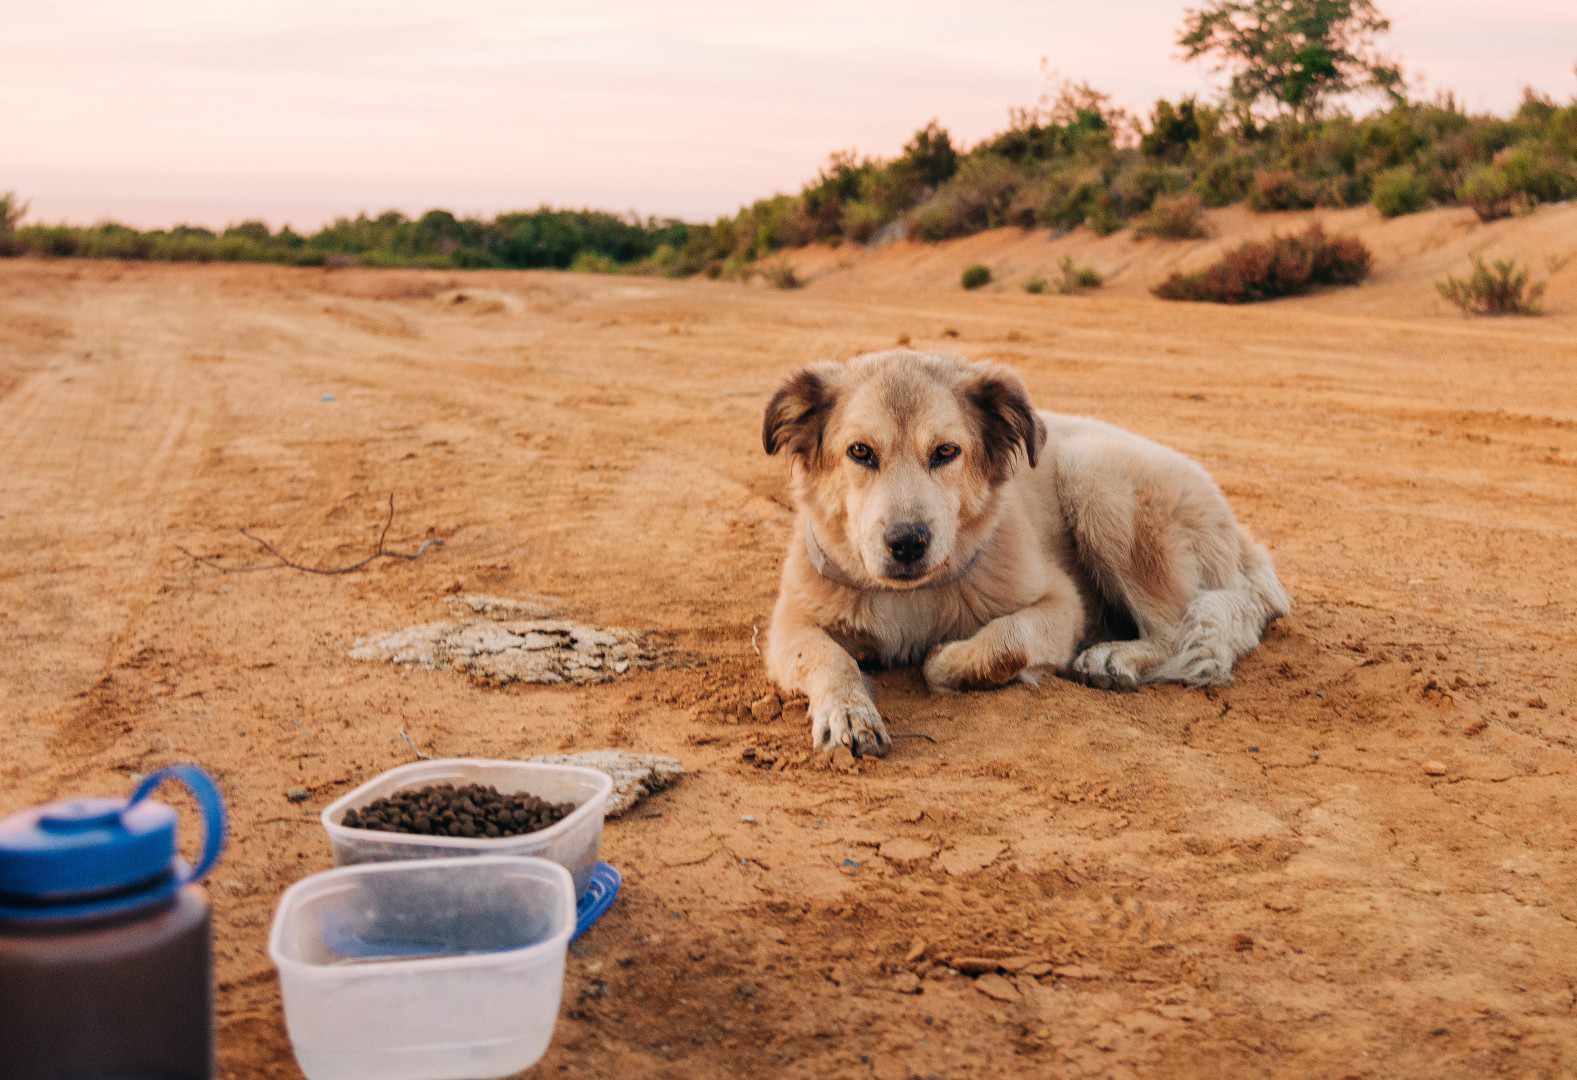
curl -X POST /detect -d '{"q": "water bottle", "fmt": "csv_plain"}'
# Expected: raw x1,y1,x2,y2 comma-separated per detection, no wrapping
0,765,227,1080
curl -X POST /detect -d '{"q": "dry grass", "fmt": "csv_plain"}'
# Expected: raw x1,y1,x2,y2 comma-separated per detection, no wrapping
1436,257,1546,316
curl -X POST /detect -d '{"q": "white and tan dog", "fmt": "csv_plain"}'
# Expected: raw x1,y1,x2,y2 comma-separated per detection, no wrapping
762,350,1290,757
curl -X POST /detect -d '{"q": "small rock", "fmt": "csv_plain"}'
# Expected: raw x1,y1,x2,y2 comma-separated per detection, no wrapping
878,837,938,864
1157,1004,1214,1023
950,956,1001,975
1264,898,1300,913
1053,964,1107,980
1423,761,1448,777
974,973,1019,1002
285,788,309,803
529,750,683,816
889,972,922,995
904,939,928,964
741,815,758,825
938,836,1006,876
749,693,782,722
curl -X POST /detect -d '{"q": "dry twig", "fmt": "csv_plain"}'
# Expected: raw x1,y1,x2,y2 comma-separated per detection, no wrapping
399,728,433,761
178,495,442,575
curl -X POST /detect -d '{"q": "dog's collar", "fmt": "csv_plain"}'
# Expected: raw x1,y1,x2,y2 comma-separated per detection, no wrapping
802,519,984,592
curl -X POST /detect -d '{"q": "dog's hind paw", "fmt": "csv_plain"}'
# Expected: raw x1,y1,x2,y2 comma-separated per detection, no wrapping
811,697,891,759
1073,642,1141,691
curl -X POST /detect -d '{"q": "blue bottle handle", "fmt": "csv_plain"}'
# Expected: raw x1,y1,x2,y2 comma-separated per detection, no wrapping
126,765,228,885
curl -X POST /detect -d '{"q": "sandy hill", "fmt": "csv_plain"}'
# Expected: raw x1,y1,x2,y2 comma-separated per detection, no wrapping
783,201,1577,319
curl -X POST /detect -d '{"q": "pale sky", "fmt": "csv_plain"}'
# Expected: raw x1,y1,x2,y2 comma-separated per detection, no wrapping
7,1,1575,230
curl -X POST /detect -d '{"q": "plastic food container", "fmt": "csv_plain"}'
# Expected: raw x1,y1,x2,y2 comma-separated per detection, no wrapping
322,760,612,893
269,855,575,1080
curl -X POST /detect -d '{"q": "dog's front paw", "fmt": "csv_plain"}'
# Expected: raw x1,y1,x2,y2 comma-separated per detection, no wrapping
810,696,890,758
924,638,1026,691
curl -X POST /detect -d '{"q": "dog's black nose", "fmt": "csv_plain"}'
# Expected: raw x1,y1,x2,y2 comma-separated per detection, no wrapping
885,522,931,565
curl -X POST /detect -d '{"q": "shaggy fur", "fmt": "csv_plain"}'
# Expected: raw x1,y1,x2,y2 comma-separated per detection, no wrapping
762,350,1290,757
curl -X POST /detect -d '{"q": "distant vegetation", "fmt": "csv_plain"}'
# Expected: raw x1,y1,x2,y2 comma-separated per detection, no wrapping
0,204,694,272
960,264,993,290
3,1,1574,278
1152,224,1372,302
1436,256,1546,315
0,192,25,255
1056,256,1105,293
1135,193,1211,239
762,261,802,289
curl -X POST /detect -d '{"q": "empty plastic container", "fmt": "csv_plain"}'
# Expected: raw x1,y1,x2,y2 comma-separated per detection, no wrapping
322,759,611,894
269,855,575,1080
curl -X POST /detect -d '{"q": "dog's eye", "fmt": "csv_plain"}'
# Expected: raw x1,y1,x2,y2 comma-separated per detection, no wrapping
847,442,877,468
930,443,961,468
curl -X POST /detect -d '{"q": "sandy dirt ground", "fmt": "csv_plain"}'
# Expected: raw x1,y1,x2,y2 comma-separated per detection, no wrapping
2,203,1576,1078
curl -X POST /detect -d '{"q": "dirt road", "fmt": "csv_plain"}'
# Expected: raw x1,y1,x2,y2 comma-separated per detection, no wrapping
2,204,1575,1077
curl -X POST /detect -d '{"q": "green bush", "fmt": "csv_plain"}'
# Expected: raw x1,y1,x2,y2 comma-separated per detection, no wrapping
1056,256,1104,294
763,261,801,289
961,264,992,289
570,251,619,273
17,225,80,257
1024,276,1049,294
1111,161,1190,216
899,120,959,186
1193,153,1258,207
1371,165,1429,218
911,156,1021,242
1436,256,1545,315
1141,98,1202,162
839,201,886,244
1458,164,1515,222
1153,224,1371,303
1135,193,1210,239
1035,166,1107,231
0,191,25,255
1083,195,1125,236
1496,143,1577,205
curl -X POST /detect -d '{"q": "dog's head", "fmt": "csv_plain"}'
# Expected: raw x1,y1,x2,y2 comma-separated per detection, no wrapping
763,350,1046,588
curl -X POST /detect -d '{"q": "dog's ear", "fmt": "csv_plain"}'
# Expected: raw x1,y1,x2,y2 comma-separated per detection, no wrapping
962,362,1047,482
763,366,837,461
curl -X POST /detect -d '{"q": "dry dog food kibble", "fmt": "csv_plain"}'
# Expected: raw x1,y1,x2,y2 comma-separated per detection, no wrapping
342,783,576,838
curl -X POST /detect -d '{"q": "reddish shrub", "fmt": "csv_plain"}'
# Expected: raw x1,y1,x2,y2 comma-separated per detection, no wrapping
1248,169,1320,212
1152,224,1372,303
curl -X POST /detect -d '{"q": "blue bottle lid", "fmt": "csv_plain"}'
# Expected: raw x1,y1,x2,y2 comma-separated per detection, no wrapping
0,765,226,924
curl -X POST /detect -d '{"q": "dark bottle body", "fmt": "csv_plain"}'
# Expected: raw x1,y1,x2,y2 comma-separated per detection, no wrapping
0,885,213,1080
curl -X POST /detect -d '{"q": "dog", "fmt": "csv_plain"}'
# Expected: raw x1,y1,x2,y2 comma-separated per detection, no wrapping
761,349,1290,757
